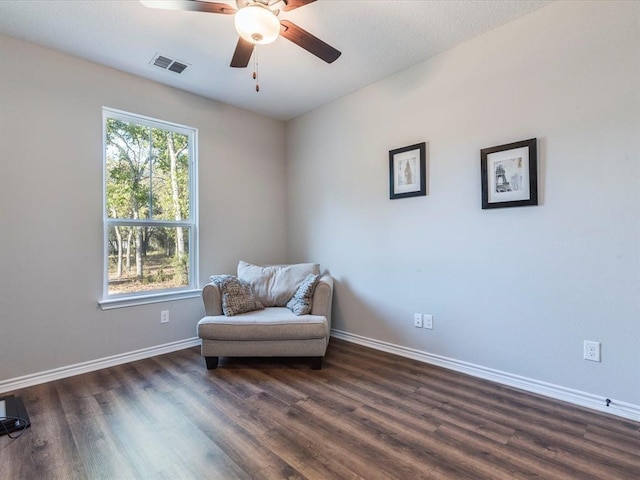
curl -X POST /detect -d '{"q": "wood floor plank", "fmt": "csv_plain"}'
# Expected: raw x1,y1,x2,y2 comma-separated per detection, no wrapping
254,395,411,480
4,382,88,480
584,423,640,457
168,377,303,479
1,339,639,479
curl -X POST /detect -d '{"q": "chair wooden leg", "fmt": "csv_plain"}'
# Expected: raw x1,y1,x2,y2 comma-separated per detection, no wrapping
205,356,219,370
311,357,323,370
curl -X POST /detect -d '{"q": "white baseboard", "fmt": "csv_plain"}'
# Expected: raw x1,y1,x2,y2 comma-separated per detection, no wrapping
331,329,640,423
0,337,201,395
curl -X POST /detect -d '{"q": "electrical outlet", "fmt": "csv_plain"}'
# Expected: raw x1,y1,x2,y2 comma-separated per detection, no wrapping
423,314,433,329
584,340,600,362
160,310,170,324
413,313,423,328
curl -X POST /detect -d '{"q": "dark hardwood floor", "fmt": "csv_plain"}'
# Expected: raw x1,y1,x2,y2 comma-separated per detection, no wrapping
1,339,639,479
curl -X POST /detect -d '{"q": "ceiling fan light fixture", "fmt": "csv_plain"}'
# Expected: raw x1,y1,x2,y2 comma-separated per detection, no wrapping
234,5,280,44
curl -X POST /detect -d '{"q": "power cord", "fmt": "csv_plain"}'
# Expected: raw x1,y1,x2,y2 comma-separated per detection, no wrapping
0,416,29,439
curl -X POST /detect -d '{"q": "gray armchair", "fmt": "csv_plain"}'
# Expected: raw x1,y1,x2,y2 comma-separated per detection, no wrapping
197,262,334,369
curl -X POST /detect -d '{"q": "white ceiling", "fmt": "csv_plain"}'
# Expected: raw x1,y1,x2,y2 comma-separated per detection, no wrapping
0,0,551,121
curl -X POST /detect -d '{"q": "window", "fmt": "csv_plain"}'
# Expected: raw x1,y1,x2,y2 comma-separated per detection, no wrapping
101,108,198,308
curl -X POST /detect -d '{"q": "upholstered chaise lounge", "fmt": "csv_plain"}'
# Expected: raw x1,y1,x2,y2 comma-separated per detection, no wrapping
197,262,334,369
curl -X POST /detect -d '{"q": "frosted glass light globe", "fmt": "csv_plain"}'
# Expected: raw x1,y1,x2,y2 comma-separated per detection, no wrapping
234,5,280,45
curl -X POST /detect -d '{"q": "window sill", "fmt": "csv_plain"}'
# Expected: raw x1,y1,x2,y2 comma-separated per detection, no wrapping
99,289,201,310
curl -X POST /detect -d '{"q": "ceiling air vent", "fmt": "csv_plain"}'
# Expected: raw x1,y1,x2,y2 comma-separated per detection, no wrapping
150,53,189,74
168,61,187,74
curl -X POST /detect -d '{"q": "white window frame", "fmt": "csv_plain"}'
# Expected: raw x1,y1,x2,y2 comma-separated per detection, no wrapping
99,107,199,309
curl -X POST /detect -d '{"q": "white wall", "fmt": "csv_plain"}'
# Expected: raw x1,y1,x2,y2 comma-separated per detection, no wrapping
286,1,640,406
0,35,287,381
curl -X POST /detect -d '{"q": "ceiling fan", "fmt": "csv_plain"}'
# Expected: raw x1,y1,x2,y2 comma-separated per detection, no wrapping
140,0,341,69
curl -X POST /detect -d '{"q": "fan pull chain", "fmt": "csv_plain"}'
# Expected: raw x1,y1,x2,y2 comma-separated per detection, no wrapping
252,41,260,92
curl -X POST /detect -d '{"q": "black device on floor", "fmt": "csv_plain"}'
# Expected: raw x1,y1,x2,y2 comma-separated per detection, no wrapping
0,395,31,436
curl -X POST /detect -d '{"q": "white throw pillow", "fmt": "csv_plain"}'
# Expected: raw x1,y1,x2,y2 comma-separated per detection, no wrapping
237,261,320,307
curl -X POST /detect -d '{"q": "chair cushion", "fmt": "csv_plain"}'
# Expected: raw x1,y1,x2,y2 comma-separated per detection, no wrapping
198,307,328,341
237,261,320,307
287,273,319,315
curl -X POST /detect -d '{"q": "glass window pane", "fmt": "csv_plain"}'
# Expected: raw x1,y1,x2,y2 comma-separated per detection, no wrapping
150,129,191,221
107,226,191,295
105,119,151,219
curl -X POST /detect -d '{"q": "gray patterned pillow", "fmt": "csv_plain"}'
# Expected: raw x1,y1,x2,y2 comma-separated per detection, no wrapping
286,273,319,315
210,274,264,316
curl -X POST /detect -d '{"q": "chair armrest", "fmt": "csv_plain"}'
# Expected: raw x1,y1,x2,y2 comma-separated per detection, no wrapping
202,283,223,316
311,274,334,328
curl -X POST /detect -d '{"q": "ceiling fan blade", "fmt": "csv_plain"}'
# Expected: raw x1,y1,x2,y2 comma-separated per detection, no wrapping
230,37,254,68
281,0,316,12
140,1,236,15
279,20,341,64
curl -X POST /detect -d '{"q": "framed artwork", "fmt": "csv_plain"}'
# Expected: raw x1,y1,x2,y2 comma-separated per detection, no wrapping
389,142,426,200
481,138,538,209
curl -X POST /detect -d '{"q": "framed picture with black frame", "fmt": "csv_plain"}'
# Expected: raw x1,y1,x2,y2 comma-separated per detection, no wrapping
389,142,426,200
481,138,538,209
